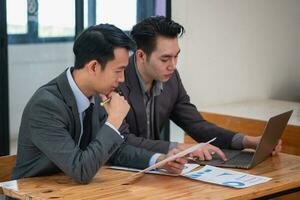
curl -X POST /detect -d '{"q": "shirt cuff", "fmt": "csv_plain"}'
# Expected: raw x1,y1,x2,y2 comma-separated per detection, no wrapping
168,142,179,150
149,153,162,166
230,133,245,150
105,122,124,139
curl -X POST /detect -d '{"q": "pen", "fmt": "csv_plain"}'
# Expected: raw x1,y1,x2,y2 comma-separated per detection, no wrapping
100,90,123,106
100,97,111,106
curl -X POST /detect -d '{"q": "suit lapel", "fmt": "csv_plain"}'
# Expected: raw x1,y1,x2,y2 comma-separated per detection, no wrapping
126,56,148,137
56,69,82,144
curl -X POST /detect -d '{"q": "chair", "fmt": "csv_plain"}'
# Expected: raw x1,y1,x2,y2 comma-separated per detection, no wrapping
0,155,16,182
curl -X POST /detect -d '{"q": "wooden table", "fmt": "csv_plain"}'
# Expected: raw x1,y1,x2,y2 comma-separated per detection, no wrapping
1,153,300,200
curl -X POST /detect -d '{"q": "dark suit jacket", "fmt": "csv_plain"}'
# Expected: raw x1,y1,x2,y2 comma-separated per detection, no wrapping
12,70,154,184
119,56,237,153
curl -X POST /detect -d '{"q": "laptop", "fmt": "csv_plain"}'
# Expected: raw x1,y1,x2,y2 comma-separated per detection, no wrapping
196,110,293,169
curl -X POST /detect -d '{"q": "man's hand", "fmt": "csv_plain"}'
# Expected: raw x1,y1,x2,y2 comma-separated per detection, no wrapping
156,148,188,174
101,92,130,129
243,136,282,156
176,143,227,161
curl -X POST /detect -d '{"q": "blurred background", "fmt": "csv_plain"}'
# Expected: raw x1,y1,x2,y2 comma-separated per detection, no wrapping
1,0,299,156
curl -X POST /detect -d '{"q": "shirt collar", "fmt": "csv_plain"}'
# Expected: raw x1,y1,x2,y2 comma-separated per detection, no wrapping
66,67,95,113
133,55,163,97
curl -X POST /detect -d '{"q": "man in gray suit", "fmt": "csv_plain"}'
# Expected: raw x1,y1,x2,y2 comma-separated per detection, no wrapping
119,16,282,160
12,24,187,184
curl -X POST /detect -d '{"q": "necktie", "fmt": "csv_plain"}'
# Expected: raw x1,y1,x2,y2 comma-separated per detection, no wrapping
80,103,94,150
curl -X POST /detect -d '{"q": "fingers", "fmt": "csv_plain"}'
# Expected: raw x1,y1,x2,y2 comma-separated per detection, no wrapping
202,148,212,160
175,157,188,165
99,94,108,101
209,146,227,161
167,161,184,170
161,148,188,174
166,166,182,174
190,144,227,161
165,161,185,174
272,140,282,156
106,91,122,99
190,151,205,161
168,149,188,165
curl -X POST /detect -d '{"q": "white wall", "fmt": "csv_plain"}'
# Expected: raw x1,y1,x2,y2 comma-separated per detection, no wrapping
172,0,300,107
170,0,300,143
9,42,74,143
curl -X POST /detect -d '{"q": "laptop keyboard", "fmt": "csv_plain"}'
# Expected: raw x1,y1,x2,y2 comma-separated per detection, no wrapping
196,149,255,168
224,151,254,166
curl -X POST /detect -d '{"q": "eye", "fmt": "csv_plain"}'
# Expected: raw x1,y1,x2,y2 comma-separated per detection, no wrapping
115,69,124,73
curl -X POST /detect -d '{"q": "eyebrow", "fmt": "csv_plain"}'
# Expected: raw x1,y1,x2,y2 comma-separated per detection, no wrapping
116,66,126,70
161,49,181,58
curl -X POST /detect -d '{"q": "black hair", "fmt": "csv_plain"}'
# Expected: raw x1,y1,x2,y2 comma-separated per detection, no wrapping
130,16,185,56
73,24,136,69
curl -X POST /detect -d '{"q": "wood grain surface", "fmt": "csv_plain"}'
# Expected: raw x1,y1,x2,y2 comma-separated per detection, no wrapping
1,153,300,200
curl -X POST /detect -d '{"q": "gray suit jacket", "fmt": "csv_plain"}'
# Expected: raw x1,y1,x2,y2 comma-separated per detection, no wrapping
12,70,154,184
119,56,238,153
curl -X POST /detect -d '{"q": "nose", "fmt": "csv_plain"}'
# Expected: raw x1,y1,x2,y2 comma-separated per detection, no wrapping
118,71,125,83
168,57,177,71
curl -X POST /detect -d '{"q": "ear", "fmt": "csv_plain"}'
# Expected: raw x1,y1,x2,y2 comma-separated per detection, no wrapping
135,49,147,62
86,60,99,75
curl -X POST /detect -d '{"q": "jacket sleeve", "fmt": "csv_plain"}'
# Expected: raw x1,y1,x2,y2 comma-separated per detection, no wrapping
109,142,154,169
170,71,237,149
28,95,125,184
118,121,171,154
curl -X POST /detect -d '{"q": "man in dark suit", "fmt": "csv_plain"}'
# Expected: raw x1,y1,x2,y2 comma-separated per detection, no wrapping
12,24,187,184
119,16,282,160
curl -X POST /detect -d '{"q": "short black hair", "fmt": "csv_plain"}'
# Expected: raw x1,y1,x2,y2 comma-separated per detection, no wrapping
73,24,136,69
130,16,184,56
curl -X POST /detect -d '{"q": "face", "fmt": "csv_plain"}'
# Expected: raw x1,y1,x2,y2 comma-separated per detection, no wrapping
142,36,180,82
93,47,129,95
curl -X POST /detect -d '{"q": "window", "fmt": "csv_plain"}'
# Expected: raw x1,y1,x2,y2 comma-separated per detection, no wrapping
7,0,28,34
7,0,166,44
38,0,75,38
7,0,75,44
96,0,137,31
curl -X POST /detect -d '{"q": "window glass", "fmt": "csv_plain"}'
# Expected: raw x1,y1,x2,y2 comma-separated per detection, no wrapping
38,0,75,37
7,0,28,34
84,0,89,28
96,0,136,30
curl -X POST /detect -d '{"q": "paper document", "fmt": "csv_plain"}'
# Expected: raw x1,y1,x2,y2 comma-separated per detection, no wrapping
183,165,271,188
109,163,199,176
0,180,18,191
138,137,216,175
122,138,216,184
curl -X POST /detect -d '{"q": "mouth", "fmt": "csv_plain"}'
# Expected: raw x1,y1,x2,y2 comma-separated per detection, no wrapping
111,86,118,92
165,72,174,78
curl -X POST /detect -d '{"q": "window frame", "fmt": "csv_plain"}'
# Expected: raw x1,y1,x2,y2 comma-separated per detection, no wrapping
0,0,10,155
